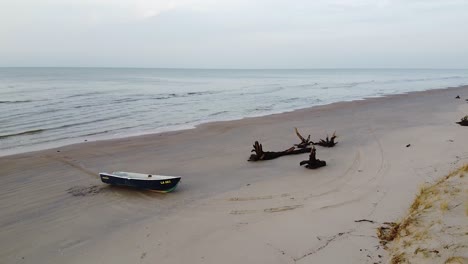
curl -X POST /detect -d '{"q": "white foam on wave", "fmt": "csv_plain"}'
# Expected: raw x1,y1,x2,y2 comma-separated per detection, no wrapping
1,68,468,156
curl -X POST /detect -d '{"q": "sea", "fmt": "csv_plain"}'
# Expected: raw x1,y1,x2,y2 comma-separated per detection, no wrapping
1,68,468,156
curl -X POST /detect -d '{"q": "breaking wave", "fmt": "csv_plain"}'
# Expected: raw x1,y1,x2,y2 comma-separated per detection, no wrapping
0,129,44,139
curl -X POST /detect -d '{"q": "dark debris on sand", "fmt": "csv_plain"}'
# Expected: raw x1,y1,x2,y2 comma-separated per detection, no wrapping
294,127,313,148
456,115,468,126
248,141,310,161
314,132,338,147
67,185,106,197
300,146,326,169
295,128,338,148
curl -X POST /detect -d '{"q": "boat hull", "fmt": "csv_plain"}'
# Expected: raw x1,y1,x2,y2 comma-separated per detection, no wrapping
100,173,181,192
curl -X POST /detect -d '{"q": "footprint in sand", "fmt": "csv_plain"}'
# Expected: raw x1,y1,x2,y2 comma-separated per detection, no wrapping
230,209,258,215
227,193,290,201
264,205,303,213
227,195,273,201
230,204,303,215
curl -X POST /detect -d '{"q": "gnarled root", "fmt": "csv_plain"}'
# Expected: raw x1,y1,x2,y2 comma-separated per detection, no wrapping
248,141,310,161
300,146,326,169
314,132,338,147
456,115,468,126
294,127,312,148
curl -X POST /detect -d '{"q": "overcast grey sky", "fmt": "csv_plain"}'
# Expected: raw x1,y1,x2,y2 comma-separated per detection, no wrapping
1,0,467,68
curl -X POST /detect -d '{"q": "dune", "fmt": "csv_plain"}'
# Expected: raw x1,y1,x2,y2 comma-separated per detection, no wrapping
378,165,468,264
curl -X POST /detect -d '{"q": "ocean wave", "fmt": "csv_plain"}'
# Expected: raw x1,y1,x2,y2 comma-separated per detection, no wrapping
109,91,220,103
254,105,274,111
81,130,110,137
0,108,62,124
286,83,319,89
239,86,284,95
0,107,90,130
181,91,220,96
0,100,34,104
112,98,143,103
133,77,207,86
209,111,229,116
319,83,365,90
335,80,376,88
51,115,132,130
152,96,172,100
322,76,464,89
381,76,463,84
65,91,106,99
80,126,136,137
187,91,214,95
240,83,281,89
0,129,44,139
73,104,96,109
164,91,218,99
1,114,132,140
2,68,467,155
280,97,302,103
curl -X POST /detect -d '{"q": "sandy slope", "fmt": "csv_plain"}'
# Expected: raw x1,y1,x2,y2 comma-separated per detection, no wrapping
379,165,468,264
1,86,468,264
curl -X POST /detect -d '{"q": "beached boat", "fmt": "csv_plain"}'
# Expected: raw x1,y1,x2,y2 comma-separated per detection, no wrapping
99,171,181,192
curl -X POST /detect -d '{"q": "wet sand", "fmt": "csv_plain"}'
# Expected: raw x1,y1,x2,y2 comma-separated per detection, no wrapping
1,85,468,263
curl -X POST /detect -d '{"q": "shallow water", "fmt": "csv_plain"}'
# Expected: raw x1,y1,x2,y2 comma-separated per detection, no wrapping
1,68,467,155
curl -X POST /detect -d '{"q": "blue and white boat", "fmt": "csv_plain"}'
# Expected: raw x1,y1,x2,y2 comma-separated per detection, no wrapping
99,171,181,192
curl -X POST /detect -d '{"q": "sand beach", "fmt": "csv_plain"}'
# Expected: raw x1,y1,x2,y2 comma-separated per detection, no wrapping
1,85,468,264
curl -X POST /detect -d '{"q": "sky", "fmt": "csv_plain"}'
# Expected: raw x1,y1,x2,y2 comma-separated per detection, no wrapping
0,0,468,68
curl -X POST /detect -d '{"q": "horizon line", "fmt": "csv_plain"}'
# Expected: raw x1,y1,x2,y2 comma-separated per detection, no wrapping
1,66,467,71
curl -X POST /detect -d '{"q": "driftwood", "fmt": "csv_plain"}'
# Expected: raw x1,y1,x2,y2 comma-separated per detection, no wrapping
314,132,338,147
294,127,312,148
248,141,310,161
456,115,468,126
300,146,326,169
248,128,337,162
295,128,338,147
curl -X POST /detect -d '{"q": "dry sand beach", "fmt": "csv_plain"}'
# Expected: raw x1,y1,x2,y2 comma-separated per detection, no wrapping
1,86,468,264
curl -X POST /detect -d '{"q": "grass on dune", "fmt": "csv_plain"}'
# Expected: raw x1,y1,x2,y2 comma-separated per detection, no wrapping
377,164,468,264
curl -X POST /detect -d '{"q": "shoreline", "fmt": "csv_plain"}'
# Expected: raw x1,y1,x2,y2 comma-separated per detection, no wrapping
2,84,467,159
1,84,468,263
